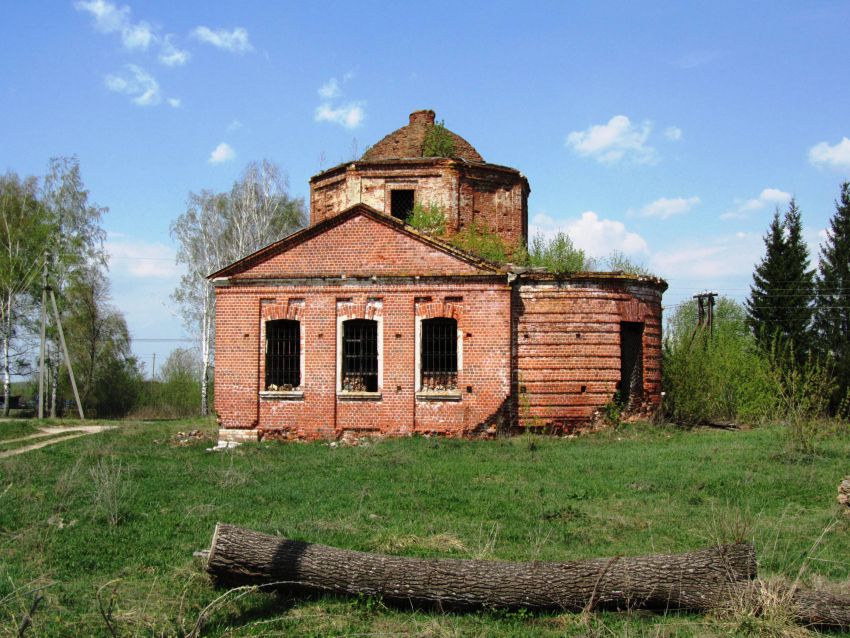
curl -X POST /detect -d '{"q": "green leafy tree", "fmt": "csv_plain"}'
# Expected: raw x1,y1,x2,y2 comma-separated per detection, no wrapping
664,297,777,425
41,156,108,416
746,200,814,364
814,181,850,415
63,265,142,417
0,173,51,416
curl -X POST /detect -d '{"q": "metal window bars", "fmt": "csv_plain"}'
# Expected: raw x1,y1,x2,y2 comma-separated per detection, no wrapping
342,319,379,392
421,318,458,390
265,320,300,390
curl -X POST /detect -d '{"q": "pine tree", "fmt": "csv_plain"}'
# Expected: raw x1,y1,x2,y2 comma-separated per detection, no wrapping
814,181,850,414
781,198,815,363
746,199,814,364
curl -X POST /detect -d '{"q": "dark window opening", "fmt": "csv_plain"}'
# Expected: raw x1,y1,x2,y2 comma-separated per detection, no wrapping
421,318,458,390
390,189,415,221
342,319,378,392
619,321,644,409
265,320,300,390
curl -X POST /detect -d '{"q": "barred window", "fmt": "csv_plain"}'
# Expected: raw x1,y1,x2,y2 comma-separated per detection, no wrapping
421,318,458,390
265,320,300,390
342,319,378,392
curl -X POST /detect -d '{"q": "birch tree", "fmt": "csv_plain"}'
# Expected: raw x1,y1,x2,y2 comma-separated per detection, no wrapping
171,160,305,415
0,173,51,415
41,157,107,416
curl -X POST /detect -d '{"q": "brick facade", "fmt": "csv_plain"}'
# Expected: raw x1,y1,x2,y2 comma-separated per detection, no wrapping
211,110,666,442
513,276,664,432
310,110,529,248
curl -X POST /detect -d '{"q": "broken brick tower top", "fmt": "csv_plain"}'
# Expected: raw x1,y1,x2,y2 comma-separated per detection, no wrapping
309,109,529,247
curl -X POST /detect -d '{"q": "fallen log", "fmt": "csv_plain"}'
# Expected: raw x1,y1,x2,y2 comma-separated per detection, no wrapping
206,523,756,613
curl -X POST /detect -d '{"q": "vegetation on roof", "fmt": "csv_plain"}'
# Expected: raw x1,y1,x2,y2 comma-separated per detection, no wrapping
422,120,456,158
406,203,656,276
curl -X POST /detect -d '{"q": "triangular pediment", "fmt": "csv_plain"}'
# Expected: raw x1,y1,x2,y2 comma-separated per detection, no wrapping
209,204,501,280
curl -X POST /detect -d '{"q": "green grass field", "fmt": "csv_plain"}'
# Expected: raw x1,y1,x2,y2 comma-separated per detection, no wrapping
0,418,848,636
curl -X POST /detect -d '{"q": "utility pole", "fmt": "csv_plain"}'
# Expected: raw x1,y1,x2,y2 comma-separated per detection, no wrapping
151,352,156,381
688,290,719,348
37,251,85,420
49,287,84,419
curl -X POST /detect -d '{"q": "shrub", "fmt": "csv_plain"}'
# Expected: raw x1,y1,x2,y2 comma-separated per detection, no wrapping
406,202,446,235
663,298,778,425
450,221,518,264
766,342,836,455
422,120,455,158
133,348,203,418
604,251,652,276
525,232,593,273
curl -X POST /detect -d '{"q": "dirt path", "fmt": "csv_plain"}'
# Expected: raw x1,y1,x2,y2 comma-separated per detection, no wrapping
0,425,117,459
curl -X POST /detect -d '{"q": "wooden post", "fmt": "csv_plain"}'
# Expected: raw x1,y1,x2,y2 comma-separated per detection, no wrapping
49,289,84,420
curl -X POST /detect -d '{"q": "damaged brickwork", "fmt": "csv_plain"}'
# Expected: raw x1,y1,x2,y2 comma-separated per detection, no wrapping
211,110,666,442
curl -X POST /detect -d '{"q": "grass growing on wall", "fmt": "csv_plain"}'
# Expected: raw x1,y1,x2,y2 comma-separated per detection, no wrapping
1,418,849,636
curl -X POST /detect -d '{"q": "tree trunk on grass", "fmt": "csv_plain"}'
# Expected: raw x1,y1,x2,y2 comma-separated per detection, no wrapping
206,523,757,613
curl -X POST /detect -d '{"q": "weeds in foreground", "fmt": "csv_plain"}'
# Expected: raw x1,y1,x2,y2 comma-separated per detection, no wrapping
90,457,133,526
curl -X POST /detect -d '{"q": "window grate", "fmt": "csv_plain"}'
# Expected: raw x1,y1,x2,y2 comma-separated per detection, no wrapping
421,318,458,390
342,319,378,392
265,320,300,390
390,189,415,221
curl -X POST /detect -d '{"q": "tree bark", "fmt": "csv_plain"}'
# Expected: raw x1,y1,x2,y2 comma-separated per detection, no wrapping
206,524,757,613
2,303,10,417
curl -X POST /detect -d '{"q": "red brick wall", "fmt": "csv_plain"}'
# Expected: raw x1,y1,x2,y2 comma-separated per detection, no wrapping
214,280,512,439
231,213,487,279
514,278,663,430
309,160,528,249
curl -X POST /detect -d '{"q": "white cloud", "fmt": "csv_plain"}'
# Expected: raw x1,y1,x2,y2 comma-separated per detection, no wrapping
808,137,850,170
227,119,243,132
167,97,181,108
76,0,196,70
104,64,161,106
208,142,235,164
664,126,683,141
721,187,791,220
640,196,700,219
191,26,253,53
122,21,154,49
566,115,657,165
530,210,648,257
314,102,365,129
158,35,190,66
75,0,154,50
106,239,179,279
75,0,129,33
318,78,341,99
650,232,762,281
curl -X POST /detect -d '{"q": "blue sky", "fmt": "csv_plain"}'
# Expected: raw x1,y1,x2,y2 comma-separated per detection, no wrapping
3,1,850,374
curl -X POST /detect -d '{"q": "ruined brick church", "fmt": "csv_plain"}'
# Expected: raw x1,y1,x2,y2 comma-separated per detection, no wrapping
211,110,666,442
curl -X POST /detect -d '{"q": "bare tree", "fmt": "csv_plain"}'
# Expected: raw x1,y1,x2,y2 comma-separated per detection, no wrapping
171,160,305,415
